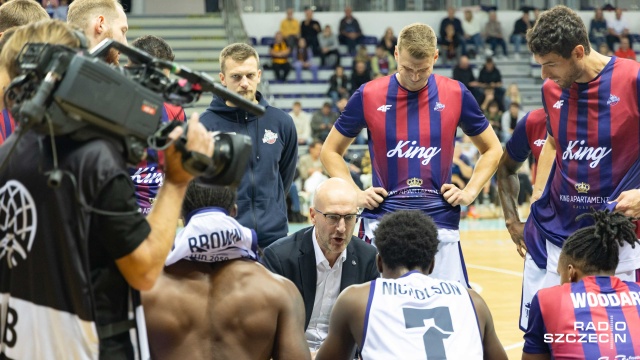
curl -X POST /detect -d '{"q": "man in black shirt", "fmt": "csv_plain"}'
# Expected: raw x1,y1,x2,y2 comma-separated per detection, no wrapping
300,6,321,56
439,7,466,56
452,55,481,102
478,57,504,110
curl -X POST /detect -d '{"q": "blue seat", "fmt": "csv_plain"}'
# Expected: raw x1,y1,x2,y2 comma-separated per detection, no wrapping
261,37,275,46
249,37,257,46
361,36,378,45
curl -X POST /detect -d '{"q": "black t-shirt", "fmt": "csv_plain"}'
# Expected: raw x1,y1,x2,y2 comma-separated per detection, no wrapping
479,67,502,85
89,174,150,357
453,66,476,88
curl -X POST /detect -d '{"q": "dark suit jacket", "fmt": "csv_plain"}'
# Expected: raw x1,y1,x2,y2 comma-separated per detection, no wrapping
261,226,379,329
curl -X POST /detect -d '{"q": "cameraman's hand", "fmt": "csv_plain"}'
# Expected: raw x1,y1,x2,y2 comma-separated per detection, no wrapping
164,113,214,187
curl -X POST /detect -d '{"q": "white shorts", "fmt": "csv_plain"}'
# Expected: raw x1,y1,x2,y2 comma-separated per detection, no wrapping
519,253,546,331
542,238,640,288
361,218,469,287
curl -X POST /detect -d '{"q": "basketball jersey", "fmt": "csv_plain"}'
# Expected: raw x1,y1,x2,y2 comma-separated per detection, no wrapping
531,57,640,249
0,108,14,146
361,271,483,359
505,108,548,269
524,276,640,359
129,103,186,215
334,74,489,230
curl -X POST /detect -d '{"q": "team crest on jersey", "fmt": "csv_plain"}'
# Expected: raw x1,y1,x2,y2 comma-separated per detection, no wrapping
407,177,423,187
607,94,620,106
433,102,445,112
575,182,590,194
262,129,278,144
553,100,564,109
0,180,37,268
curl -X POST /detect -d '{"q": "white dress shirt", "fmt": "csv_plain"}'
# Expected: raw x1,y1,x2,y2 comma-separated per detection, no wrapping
305,227,347,350
288,110,312,143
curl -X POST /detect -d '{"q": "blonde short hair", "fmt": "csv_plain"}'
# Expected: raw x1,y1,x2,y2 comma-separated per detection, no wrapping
396,23,437,59
219,43,260,74
67,0,122,30
0,0,50,33
0,20,81,79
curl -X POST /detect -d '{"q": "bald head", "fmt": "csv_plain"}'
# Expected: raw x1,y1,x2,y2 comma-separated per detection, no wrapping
313,178,358,210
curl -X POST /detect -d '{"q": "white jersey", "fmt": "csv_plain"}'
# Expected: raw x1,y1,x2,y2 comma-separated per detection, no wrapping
360,272,483,360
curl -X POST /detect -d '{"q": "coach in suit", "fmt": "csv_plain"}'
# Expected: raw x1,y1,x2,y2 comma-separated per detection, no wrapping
262,177,378,350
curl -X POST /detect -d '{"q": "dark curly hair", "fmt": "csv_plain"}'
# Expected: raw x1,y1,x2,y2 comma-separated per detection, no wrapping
374,210,439,271
182,182,236,217
562,210,638,274
527,6,590,59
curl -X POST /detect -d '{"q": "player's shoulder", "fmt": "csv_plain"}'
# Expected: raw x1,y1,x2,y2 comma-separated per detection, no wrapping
362,74,393,91
536,282,570,303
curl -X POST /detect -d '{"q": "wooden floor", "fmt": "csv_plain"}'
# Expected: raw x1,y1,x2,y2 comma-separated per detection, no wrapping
461,223,524,360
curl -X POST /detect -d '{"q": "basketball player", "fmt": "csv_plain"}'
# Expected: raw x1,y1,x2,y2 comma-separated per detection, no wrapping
523,210,640,359
496,108,548,330
320,22,502,286
315,210,507,360
143,183,310,360
527,6,640,288
129,35,186,215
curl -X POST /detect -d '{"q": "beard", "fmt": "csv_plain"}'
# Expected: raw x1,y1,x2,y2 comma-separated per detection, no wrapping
102,29,120,65
557,60,582,89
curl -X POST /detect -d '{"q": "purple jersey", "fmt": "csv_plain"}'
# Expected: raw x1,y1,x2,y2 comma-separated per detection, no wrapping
524,276,640,358
505,108,548,268
129,103,186,215
531,57,640,247
0,109,14,146
334,74,489,229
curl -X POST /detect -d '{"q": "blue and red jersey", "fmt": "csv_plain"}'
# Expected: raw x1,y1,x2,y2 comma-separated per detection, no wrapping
0,108,14,146
524,276,640,359
505,108,548,268
334,73,489,230
531,57,640,248
129,103,186,215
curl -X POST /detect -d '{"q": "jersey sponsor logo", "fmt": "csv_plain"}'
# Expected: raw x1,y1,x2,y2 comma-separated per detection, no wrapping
407,177,423,187
377,105,392,112
131,167,164,184
262,129,278,144
0,180,37,268
553,100,564,109
533,139,546,147
607,94,620,106
386,140,442,166
433,102,445,112
575,182,590,194
544,321,629,345
562,140,612,168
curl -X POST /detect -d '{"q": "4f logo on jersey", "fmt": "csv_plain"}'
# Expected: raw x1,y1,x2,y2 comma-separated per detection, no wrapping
533,139,546,147
387,140,441,166
377,105,392,112
562,140,611,168
607,94,620,106
262,129,278,144
553,100,564,109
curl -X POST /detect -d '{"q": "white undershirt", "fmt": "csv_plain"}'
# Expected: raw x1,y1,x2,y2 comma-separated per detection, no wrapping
305,226,347,350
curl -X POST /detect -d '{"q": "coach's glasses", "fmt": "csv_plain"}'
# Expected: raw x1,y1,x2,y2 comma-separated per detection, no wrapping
314,209,359,225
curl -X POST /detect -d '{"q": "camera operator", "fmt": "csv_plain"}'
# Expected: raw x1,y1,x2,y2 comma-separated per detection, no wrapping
0,20,214,360
67,0,128,65
0,0,53,145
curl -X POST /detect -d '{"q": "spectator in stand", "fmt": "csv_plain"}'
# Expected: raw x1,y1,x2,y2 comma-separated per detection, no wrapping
439,6,466,56
378,27,396,55
300,6,321,56
338,5,362,55
440,23,460,64
318,25,340,68
327,65,349,105
280,8,299,49
349,60,371,95
503,83,521,110
615,36,636,61
484,10,508,58
607,7,631,52
289,101,312,145
351,44,371,73
483,100,503,142
270,31,291,82
292,37,318,83
462,9,484,58
298,139,327,185
589,7,608,49
478,57,504,110
501,102,526,140
311,102,338,142
370,44,396,78
511,11,531,58
452,55,482,101
599,42,614,56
